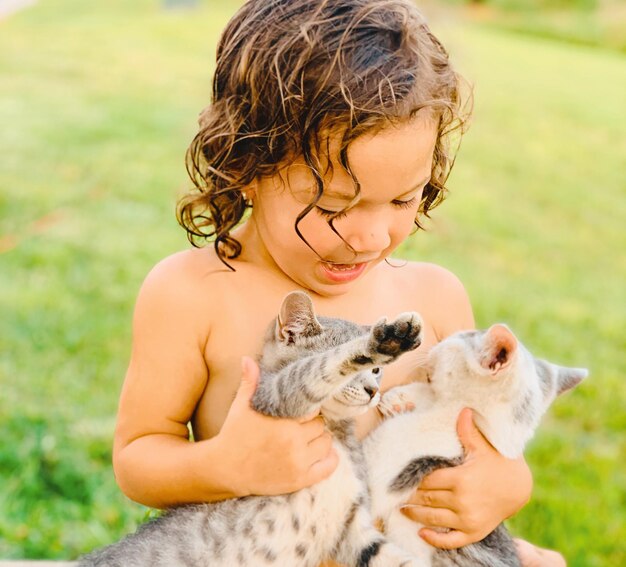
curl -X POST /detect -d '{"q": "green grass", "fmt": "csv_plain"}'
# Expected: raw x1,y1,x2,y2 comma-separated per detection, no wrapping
0,0,624,564
399,20,626,566
444,0,626,52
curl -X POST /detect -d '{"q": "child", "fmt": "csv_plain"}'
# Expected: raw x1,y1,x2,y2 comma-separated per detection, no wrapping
113,0,565,565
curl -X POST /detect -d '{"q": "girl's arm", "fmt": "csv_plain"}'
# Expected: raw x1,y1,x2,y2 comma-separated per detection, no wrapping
114,358,337,507
113,257,337,508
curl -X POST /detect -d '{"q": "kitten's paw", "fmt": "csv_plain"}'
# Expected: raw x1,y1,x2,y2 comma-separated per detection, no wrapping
378,387,417,417
370,312,423,359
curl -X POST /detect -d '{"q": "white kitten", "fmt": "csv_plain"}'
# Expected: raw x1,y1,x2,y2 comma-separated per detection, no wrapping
364,324,587,567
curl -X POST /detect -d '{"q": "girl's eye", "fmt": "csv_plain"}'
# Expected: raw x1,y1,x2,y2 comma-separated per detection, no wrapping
315,207,348,221
316,196,419,219
391,196,418,209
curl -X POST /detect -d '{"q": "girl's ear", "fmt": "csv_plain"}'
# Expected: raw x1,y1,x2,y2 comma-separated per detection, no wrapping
242,180,257,202
480,324,518,376
276,291,322,344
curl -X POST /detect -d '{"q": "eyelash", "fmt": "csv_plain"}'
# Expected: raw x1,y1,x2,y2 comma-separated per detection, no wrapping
315,196,418,220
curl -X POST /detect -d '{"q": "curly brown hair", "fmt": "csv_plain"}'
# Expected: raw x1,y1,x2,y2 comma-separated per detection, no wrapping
178,0,471,266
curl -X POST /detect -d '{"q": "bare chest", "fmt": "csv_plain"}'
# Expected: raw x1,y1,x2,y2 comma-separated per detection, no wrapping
191,266,439,440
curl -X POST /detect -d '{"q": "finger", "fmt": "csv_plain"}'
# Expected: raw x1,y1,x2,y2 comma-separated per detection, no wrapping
234,356,260,407
540,548,567,567
297,408,322,423
306,447,339,485
456,407,493,456
400,504,459,530
515,538,540,564
306,430,333,462
419,528,470,550
408,488,457,511
419,467,459,491
302,416,327,442
514,538,567,567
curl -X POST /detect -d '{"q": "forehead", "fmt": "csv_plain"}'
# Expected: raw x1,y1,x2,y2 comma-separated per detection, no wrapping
284,114,438,203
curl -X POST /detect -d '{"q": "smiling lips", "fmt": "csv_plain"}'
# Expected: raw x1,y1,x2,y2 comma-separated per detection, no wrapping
320,261,369,283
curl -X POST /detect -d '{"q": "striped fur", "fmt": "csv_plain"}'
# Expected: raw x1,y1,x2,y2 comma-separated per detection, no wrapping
80,291,423,567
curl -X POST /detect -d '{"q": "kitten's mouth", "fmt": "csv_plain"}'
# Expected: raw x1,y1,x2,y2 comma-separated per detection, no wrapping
369,392,381,407
332,392,380,409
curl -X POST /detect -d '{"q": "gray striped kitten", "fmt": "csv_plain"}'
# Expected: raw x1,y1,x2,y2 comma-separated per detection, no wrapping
365,324,588,567
80,290,423,567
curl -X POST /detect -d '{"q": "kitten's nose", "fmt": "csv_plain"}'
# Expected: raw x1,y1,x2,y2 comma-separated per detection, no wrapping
364,386,379,399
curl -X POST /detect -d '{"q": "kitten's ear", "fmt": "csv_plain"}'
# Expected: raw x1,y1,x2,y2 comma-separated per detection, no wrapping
480,324,518,376
276,291,322,344
555,366,588,395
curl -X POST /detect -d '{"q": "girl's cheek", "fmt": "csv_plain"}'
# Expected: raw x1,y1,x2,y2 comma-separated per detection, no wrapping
395,211,419,239
297,213,345,249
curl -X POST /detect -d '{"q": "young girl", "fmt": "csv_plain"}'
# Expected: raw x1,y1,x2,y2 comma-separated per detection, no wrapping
113,1,565,565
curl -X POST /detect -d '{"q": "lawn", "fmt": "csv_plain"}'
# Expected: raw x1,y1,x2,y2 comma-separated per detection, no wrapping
0,0,624,565
441,0,626,52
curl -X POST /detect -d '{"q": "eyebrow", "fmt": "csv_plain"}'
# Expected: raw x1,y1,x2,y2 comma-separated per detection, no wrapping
322,175,432,201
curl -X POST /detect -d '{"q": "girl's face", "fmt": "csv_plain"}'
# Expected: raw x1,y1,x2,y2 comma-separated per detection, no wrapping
248,116,438,296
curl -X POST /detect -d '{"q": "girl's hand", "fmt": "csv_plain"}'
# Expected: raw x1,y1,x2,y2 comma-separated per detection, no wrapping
401,408,532,548
515,539,567,567
214,356,339,497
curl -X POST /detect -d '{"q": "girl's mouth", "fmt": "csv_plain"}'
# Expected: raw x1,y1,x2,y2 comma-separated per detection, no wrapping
319,261,368,283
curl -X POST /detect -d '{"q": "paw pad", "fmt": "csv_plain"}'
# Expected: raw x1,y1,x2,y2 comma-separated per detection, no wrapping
371,312,422,357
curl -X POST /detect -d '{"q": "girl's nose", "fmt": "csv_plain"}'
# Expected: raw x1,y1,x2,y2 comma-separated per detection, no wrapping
343,212,392,254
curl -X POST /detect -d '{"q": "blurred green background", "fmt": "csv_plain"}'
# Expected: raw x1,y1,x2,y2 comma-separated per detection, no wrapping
0,0,624,564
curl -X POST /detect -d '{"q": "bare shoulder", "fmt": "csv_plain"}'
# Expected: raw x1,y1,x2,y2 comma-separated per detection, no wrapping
114,248,230,454
142,247,229,295
124,248,229,411
394,261,475,340
135,247,230,342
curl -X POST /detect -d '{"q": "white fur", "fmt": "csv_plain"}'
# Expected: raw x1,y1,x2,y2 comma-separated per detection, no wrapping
364,326,587,566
